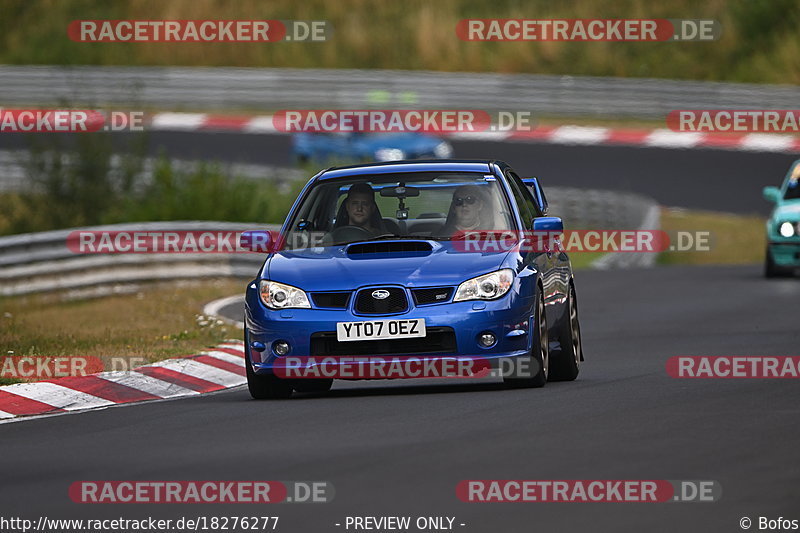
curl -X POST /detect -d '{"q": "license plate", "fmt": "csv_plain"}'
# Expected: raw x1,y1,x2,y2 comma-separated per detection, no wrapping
336,318,426,342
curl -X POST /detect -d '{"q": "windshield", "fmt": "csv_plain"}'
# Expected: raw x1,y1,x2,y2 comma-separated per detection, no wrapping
281,172,515,248
785,177,800,200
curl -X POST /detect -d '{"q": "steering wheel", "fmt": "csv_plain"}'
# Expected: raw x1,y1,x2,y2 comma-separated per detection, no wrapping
329,225,372,244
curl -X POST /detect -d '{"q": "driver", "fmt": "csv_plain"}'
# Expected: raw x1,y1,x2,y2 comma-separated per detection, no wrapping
332,183,390,235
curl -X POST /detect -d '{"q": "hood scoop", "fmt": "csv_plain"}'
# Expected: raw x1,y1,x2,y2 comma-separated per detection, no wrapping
346,240,433,257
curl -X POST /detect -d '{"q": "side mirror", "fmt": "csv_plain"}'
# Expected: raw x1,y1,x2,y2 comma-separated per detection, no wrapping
239,230,273,252
763,186,781,204
532,217,563,232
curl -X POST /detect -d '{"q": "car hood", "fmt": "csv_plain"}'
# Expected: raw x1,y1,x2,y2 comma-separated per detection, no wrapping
263,241,511,291
772,200,800,222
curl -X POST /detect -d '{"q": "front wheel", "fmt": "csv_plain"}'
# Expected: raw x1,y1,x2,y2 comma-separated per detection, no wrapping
765,248,794,278
246,354,293,399
505,286,548,388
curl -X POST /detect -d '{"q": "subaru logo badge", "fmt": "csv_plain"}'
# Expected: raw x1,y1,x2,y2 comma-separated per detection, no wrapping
372,289,390,300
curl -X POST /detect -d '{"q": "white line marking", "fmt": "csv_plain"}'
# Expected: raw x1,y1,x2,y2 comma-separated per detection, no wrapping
150,359,245,387
550,126,610,145
97,371,198,399
243,116,278,133
201,350,246,366
0,409,15,419
215,343,245,353
645,129,703,148
447,131,511,140
740,134,796,152
150,113,208,131
1,382,114,411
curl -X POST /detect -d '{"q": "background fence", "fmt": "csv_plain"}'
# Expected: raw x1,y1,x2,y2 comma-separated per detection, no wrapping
1,65,799,118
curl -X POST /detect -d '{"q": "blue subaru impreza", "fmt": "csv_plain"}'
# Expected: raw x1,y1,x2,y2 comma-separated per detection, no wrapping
243,160,583,398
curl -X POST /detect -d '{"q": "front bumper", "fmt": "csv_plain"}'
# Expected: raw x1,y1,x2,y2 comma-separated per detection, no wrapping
768,241,800,267
244,283,535,375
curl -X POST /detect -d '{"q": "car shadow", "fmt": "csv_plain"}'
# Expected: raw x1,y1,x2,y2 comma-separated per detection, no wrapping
293,379,511,400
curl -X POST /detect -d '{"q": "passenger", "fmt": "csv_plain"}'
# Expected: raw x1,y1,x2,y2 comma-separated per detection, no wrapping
436,185,492,236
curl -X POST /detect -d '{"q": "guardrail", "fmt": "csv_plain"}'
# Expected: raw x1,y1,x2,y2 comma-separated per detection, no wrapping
0,221,279,296
0,188,660,296
0,149,305,193
1,65,798,119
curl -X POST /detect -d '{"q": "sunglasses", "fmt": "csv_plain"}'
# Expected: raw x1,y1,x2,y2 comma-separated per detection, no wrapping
454,196,477,207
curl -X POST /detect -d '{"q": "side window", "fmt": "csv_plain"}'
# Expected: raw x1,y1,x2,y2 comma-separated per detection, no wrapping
505,171,541,229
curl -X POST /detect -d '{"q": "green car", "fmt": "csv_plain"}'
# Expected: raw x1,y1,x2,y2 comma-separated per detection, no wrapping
763,159,800,278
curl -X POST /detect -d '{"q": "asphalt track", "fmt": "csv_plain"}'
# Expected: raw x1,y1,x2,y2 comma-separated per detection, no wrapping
2,132,799,532
2,130,798,213
2,265,799,532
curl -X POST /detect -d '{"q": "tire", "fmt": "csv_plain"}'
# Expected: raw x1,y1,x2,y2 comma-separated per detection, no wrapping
549,285,582,382
245,353,293,400
504,285,548,388
765,248,794,278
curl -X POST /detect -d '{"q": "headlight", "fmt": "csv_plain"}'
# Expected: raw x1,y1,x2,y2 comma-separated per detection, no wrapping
434,141,453,158
375,148,405,161
259,280,310,309
454,269,514,302
779,222,796,238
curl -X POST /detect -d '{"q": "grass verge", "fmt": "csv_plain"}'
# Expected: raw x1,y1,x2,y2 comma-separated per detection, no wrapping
658,208,766,265
0,279,245,386
569,251,608,270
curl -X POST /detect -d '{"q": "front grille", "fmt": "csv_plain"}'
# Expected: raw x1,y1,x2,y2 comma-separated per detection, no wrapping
311,292,351,309
412,287,453,305
310,327,457,357
354,287,408,314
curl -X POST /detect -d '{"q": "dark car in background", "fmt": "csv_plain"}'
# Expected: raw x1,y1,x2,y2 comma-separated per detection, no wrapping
292,131,453,164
